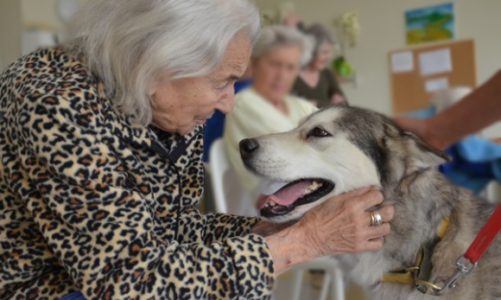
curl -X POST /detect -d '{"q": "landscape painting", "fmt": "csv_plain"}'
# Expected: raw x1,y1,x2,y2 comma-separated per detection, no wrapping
405,3,455,45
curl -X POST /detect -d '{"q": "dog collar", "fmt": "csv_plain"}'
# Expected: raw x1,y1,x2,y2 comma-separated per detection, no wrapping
381,217,450,287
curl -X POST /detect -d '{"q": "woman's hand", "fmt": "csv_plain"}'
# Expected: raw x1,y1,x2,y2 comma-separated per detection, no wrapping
263,188,393,275
298,188,393,256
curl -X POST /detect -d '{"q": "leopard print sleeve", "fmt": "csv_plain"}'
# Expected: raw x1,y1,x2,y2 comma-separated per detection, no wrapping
202,213,260,243
175,205,262,244
2,48,275,299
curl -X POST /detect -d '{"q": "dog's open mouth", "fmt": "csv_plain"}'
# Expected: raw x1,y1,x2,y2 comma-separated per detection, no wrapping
257,178,335,218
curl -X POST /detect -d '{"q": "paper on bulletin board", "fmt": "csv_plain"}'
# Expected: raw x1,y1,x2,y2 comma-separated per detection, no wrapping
419,48,452,76
391,51,414,73
424,77,449,93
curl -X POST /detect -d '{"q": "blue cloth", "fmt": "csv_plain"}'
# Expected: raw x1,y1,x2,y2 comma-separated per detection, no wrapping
409,106,501,194
202,80,252,162
61,292,85,300
440,136,501,193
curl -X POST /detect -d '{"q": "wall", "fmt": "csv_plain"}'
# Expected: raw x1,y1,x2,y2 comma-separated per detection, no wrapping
253,0,501,136
0,0,22,71
21,0,62,31
0,0,90,70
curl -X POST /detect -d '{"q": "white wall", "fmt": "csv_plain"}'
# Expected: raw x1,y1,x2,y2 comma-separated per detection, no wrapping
254,0,501,136
0,0,22,71
21,0,62,31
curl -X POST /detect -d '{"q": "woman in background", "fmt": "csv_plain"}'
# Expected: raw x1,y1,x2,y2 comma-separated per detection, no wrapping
292,23,346,107
224,26,317,214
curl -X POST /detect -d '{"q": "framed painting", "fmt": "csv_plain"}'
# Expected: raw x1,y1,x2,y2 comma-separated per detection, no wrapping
405,3,455,45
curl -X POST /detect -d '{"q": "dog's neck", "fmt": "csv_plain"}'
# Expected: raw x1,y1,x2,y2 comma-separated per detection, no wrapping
337,168,462,291
382,168,458,267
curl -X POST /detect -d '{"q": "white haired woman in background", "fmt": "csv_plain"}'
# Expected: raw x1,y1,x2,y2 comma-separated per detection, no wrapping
0,1,392,299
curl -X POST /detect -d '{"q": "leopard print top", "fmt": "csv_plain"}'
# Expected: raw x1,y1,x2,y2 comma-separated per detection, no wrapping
0,48,274,300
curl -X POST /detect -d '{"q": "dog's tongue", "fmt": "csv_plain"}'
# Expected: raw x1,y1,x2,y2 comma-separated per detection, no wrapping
257,181,312,209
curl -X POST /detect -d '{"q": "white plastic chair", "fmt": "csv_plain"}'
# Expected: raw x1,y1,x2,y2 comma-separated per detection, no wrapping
209,139,232,213
209,139,256,216
208,138,345,300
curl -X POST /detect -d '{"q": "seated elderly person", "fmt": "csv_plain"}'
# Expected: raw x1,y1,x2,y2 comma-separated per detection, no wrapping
224,26,318,214
0,1,393,299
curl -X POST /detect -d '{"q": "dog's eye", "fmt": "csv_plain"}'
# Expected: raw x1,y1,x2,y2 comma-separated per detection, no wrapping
307,127,332,138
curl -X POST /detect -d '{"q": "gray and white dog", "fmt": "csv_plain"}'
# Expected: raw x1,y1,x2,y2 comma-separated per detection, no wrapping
240,106,501,299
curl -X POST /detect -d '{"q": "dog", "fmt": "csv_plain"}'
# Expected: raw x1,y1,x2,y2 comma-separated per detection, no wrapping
239,106,501,299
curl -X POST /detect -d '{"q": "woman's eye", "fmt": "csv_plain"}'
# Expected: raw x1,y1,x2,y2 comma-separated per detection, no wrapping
217,80,234,91
307,127,332,138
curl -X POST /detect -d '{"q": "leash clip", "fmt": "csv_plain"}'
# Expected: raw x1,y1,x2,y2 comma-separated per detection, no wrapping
420,256,476,296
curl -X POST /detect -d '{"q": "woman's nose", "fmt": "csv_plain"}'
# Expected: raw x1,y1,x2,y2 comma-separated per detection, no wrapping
239,138,259,159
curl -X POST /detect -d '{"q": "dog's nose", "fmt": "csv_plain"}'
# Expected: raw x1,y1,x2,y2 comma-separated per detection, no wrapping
239,138,259,159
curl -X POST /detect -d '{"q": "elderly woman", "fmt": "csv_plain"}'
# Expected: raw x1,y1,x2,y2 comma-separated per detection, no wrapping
224,26,318,213
292,23,347,108
0,1,393,299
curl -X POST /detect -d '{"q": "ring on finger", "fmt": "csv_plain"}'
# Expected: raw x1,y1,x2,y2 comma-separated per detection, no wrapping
370,211,384,227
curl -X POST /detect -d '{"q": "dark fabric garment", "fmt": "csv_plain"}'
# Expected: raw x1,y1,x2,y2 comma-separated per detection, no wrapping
292,69,344,108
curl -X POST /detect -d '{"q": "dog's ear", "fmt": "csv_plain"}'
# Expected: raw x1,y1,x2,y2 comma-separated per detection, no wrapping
383,122,450,173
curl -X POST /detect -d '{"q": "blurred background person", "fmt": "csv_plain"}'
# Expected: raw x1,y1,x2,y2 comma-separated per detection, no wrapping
223,25,317,216
292,23,347,107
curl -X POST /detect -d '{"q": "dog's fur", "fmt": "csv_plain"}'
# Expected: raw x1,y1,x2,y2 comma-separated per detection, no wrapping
242,106,501,299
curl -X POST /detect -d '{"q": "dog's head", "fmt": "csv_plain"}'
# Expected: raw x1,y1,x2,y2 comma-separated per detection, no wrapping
240,106,448,222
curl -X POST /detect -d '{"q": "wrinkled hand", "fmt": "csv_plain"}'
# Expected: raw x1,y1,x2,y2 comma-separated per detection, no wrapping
297,188,394,256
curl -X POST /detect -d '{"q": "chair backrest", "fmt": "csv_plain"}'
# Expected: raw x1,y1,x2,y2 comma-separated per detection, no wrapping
209,139,231,213
208,139,256,216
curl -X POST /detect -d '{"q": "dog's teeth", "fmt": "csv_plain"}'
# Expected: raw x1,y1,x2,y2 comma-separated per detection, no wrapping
266,201,276,207
307,181,322,193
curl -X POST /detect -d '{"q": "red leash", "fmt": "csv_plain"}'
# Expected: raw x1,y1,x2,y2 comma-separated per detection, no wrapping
464,205,501,263
427,205,501,295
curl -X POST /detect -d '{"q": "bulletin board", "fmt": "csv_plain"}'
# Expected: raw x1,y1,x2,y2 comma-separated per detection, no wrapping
389,39,476,114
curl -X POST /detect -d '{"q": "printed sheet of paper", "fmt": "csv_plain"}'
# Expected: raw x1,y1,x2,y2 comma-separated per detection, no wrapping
424,77,449,93
391,51,414,73
419,48,452,76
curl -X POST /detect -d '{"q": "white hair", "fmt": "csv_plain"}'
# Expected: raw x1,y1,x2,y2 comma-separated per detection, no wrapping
67,0,260,125
252,25,313,67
